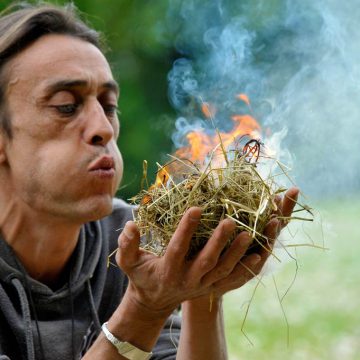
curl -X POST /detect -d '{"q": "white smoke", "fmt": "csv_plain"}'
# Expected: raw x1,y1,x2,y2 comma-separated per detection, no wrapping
165,0,360,198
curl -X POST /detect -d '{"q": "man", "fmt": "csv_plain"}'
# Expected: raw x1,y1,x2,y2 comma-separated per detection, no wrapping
0,3,298,360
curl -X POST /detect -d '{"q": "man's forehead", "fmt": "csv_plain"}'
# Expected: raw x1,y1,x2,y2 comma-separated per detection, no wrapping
42,78,119,96
7,34,115,91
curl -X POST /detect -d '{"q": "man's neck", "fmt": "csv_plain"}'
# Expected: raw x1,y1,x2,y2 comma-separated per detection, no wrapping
0,198,81,286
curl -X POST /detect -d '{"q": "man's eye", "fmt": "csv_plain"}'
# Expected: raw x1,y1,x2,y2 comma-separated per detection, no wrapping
103,105,118,117
55,104,78,115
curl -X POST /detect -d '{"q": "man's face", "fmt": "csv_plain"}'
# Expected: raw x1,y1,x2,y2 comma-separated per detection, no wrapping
1,34,123,222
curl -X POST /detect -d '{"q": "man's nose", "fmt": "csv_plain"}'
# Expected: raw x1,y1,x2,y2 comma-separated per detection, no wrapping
83,100,114,146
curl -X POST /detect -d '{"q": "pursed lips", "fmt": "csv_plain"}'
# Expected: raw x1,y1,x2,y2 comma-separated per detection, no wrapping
88,155,115,179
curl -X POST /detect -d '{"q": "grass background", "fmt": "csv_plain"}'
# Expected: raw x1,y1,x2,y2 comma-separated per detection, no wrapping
224,196,360,359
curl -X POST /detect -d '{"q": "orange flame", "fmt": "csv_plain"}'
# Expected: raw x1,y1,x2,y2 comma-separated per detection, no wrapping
145,94,261,196
175,102,261,163
176,131,213,162
236,93,251,107
201,102,216,119
155,167,170,187
142,166,171,203
228,115,260,144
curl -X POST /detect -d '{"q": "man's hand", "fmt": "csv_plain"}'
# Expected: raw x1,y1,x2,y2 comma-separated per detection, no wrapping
205,186,299,297
116,187,299,316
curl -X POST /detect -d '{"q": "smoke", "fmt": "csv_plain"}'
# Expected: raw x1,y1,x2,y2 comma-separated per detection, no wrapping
165,0,360,198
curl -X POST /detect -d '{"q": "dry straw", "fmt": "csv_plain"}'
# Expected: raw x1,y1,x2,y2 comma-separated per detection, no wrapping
130,140,312,260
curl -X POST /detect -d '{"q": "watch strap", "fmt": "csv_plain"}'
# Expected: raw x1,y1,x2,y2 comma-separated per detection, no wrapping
101,322,152,360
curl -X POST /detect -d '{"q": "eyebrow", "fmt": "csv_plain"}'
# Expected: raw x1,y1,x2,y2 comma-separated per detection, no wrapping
43,79,119,96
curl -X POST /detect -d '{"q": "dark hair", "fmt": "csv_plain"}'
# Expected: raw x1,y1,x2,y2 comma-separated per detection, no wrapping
0,2,102,138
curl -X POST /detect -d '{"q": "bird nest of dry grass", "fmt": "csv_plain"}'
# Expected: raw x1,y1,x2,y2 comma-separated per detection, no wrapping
130,140,310,260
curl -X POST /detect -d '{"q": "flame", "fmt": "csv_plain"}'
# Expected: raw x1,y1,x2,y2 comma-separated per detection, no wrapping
201,102,216,119
142,166,171,204
236,93,251,107
176,131,213,162
141,194,152,205
225,115,260,147
155,167,170,187
145,94,262,196
175,103,261,163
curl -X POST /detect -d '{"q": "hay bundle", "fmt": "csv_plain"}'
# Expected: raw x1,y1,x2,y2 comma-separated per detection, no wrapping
131,142,286,259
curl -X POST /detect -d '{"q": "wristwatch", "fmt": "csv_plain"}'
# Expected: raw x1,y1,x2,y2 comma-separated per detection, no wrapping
102,322,153,360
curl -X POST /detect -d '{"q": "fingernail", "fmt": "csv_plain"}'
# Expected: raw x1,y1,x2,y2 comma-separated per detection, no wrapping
240,234,252,246
123,225,135,240
189,208,202,222
251,254,261,265
190,215,201,222
223,219,236,233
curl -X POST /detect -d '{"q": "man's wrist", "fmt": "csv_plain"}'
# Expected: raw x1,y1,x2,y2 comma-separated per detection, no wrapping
108,287,171,352
102,322,153,359
182,295,223,321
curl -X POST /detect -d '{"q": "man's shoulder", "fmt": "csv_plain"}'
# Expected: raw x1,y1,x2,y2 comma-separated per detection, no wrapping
99,198,135,236
112,197,134,214
112,197,135,219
